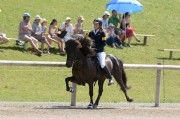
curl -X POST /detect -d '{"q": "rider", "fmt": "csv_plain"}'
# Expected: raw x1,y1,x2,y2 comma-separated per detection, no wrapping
89,18,114,86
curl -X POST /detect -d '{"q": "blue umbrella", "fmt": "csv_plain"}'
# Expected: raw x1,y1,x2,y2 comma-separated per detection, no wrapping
106,0,143,14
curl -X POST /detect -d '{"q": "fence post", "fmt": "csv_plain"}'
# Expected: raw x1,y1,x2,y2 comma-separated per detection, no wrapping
155,63,162,107
71,83,77,106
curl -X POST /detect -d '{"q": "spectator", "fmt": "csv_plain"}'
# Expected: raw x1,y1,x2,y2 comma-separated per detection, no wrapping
48,19,65,55
120,12,140,47
106,23,123,49
0,33,9,45
108,10,125,42
32,15,53,53
18,13,42,56
100,11,110,29
73,16,85,38
59,17,74,41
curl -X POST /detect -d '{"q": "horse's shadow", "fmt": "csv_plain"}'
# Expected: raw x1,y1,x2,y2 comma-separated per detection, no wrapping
34,106,115,110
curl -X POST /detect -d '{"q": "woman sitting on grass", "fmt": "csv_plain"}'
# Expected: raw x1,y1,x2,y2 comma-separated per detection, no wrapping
48,19,65,55
120,12,140,47
0,33,9,45
18,13,42,56
106,23,123,49
32,15,54,54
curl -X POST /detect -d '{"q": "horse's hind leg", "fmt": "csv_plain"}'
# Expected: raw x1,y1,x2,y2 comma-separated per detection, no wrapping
65,76,75,93
94,79,105,108
113,72,133,102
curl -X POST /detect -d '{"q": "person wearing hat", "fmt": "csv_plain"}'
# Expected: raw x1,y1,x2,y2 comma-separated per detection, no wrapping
59,17,74,41
100,11,110,29
18,13,42,56
0,33,9,45
106,23,123,49
89,18,114,86
32,15,54,53
73,16,85,36
120,12,140,47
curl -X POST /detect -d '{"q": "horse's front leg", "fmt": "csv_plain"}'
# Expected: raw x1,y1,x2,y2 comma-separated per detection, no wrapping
65,76,75,93
94,79,105,108
87,82,94,109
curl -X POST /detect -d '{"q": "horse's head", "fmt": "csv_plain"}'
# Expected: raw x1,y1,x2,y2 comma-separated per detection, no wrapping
65,37,93,68
65,40,82,68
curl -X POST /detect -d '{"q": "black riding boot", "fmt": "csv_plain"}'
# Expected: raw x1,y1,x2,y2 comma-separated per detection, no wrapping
103,66,114,86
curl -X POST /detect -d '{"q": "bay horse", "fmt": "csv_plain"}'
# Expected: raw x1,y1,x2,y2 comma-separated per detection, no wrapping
65,37,133,109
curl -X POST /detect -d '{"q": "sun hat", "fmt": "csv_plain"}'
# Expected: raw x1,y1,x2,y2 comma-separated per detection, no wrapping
41,18,47,23
35,15,41,20
78,16,85,21
23,13,31,17
103,11,110,16
109,23,114,27
66,17,71,21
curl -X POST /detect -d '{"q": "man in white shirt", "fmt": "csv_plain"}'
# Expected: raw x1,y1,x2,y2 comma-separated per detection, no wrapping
59,17,74,41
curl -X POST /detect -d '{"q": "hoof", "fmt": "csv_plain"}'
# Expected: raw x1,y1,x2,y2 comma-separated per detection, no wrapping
68,87,74,93
87,103,93,109
93,104,98,109
127,98,134,102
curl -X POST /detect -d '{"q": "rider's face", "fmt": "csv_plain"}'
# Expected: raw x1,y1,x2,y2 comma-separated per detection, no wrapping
93,22,100,30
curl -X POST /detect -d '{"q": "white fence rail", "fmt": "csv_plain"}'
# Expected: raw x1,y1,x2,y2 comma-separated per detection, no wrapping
0,60,180,107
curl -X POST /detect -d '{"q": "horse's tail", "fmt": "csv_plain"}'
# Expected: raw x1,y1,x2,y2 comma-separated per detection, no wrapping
108,54,130,89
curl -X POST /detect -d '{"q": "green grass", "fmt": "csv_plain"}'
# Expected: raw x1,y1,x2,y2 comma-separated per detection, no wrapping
0,0,180,103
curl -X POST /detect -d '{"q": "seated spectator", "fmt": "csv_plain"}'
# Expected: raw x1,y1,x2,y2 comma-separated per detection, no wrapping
108,10,125,42
73,16,85,38
106,23,123,49
100,11,110,29
120,12,140,47
18,13,42,56
59,17,74,41
0,33,9,45
32,15,53,53
48,19,65,55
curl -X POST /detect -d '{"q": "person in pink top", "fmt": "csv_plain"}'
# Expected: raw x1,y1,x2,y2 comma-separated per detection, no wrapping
18,13,42,56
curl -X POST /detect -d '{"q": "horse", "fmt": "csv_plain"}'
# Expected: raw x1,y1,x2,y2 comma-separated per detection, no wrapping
65,37,133,109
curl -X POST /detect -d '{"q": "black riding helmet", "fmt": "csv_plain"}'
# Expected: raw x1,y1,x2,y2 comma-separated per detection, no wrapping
93,18,102,27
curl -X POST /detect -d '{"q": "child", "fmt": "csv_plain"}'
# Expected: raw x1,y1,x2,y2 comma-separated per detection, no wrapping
106,23,123,49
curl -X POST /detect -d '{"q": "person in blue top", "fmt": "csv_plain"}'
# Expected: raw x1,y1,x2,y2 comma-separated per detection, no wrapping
89,19,114,86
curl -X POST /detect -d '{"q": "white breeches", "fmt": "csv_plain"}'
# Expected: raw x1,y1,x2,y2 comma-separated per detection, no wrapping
97,52,106,68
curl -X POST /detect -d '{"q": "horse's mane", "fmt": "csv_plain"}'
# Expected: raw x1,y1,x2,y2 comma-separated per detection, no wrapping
78,36,93,48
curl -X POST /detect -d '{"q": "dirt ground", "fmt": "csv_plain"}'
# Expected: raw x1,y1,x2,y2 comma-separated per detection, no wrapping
0,102,180,119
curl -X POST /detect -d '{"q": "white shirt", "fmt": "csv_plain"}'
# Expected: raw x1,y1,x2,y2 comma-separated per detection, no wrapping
99,18,109,29
60,22,74,35
60,22,74,41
